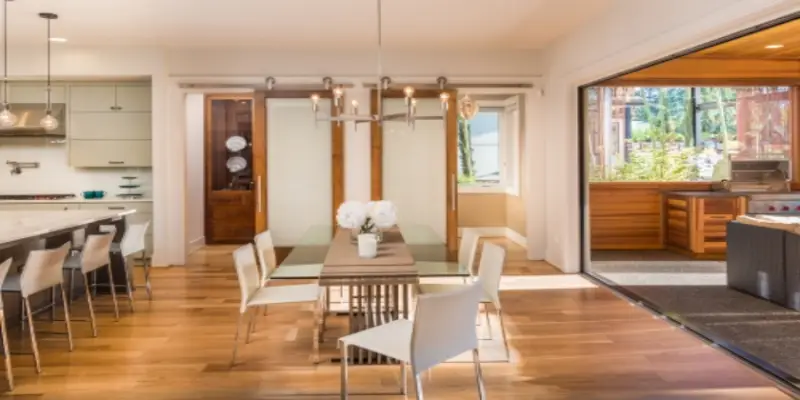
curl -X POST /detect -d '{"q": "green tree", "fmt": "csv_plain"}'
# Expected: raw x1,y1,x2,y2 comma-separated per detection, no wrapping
457,116,476,183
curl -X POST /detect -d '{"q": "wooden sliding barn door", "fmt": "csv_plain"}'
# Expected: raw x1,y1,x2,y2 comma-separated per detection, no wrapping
252,91,344,245
370,89,458,257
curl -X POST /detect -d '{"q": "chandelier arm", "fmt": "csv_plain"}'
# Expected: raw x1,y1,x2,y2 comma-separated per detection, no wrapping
2,0,7,105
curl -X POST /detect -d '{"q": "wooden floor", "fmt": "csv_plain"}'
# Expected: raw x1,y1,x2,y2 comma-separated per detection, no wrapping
0,239,791,399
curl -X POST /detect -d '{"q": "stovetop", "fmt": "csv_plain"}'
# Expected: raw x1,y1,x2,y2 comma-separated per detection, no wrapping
0,194,77,200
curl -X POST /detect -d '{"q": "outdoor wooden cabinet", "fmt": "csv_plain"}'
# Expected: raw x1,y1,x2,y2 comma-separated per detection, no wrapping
663,192,747,257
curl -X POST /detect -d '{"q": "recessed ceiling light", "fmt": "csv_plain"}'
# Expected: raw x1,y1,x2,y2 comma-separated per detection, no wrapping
765,44,784,49
48,37,67,43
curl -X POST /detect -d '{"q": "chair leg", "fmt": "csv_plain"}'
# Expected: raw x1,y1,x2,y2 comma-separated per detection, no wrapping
340,343,348,400
107,264,120,321
0,310,13,391
484,304,493,340
23,299,41,374
49,287,56,322
83,273,98,337
413,369,424,400
60,285,74,352
496,308,510,360
312,300,320,363
123,257,135,313
142,252,152,301
472,349,486,400
245,308,256,345
400,362,407,395
68,269,75,305
230,311,244,367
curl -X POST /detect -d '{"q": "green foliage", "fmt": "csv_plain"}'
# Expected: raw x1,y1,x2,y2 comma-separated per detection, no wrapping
457,116,476,181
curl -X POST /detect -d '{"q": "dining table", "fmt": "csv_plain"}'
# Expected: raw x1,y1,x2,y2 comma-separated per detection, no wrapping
273,224,469,365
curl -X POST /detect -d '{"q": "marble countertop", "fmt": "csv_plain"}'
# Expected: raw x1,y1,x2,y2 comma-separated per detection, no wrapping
0,209,135,247
0,198,152,204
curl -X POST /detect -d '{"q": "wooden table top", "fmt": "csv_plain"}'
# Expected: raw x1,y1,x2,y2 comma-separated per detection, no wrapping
321,228,417,280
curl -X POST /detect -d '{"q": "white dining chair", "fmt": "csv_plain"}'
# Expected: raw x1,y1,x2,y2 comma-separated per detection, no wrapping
417,242,509,359
253,230,278,287
63,232,117,336
19,242,74,374
0,258,14,390
459,228,481,282
231,243,325,366
338,281,486,400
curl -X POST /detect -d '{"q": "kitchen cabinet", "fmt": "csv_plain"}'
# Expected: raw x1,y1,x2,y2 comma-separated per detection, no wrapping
70,84,151,113
0,203,79,211
8,83,67,104
70,113,151,140
68,82,152,168
663,192,747,257
69,140,152,167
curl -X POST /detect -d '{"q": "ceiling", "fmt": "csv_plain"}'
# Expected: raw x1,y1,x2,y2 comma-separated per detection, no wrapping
690,18,800,60
2,0,612,50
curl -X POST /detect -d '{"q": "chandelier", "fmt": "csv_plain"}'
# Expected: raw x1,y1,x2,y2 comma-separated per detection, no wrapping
310,0,449,129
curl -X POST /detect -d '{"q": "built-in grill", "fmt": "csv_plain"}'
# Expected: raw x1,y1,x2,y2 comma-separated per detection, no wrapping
716,160,800,215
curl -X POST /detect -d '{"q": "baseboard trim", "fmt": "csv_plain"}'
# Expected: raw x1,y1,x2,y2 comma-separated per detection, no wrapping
458,226,528,249
187,236,206,255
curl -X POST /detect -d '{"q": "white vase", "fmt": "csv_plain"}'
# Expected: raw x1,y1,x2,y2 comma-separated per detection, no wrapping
357,233,378,259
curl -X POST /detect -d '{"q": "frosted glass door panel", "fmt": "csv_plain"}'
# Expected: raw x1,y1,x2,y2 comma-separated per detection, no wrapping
382,98,447,242
267,99,332,246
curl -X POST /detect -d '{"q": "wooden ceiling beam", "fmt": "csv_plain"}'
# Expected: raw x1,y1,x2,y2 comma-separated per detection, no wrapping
602,58,800,86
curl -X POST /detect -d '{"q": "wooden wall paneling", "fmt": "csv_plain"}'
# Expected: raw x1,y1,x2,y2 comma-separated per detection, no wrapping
252,92,267,234
602,58,800,86
331,101,345,227
370,89,459,256
589,182,713,250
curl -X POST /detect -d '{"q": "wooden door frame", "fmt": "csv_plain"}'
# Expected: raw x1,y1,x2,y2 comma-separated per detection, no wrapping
252,90,345,234
370,89,459,257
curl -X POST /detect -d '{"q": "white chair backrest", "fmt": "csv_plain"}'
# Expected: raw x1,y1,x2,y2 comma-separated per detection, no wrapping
253,230,277,283
410,281,483,373
20,242,71,298
0,258,12,307
80,232,115,274
458,229,480,275
476,242,506,308
120,221,150,257
232,244,261,314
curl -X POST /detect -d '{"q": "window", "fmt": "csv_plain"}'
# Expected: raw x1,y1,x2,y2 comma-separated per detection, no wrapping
458,96,521,193
586,86,792,182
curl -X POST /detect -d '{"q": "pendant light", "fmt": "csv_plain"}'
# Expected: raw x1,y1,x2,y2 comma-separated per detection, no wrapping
39,12,58,131
0,0,17,128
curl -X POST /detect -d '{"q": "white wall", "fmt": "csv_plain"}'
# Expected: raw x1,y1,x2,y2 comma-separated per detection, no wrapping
538,0,800,272
184,94,205,253
0,45,541,266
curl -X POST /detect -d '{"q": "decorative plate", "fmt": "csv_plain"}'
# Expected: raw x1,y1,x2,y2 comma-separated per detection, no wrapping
225,135,248,152
226,156,247,173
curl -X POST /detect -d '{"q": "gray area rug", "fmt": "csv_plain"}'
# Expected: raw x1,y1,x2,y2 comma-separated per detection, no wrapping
592,260,800,382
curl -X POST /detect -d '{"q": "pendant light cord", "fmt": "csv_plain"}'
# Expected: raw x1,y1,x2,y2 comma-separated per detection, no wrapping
2,0,8,105
45,16,51,113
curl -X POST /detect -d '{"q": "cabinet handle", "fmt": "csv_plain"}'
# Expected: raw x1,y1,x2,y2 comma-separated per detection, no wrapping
108,206,125,210
256,175,262,213
108,161,125,165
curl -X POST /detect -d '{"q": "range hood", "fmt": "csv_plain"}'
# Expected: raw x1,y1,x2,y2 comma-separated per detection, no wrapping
0,103,66,137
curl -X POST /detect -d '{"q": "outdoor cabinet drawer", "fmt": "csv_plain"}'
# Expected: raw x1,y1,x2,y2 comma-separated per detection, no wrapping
70,140,152,167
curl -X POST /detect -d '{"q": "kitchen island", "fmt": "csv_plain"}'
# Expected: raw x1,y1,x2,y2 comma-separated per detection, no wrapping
0,209,136,324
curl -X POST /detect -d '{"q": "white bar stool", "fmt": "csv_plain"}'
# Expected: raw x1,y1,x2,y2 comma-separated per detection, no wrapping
109,222,151,303
19,243,74,374
63,232,117,336
0,258,14,391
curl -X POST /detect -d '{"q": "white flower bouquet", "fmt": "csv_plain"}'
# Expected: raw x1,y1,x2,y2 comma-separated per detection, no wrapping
336,200,397,240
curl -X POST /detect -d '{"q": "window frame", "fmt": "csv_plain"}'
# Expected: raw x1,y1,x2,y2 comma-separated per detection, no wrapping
458,96,521,194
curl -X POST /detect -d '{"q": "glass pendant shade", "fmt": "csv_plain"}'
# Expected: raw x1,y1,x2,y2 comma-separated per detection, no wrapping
0,105,17,128
458,95,479,120
40,112,58,131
